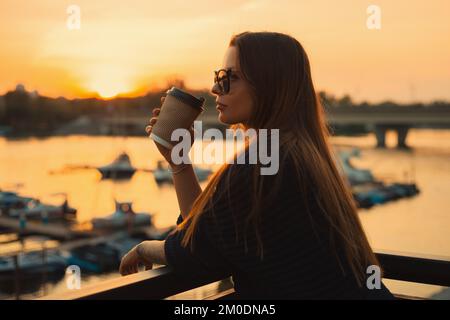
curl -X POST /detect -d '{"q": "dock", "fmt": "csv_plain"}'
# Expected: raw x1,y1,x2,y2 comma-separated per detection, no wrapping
0,225,174,257
0,216,97,240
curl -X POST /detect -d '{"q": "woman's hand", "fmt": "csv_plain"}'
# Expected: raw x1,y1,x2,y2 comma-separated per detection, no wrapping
146,96,195,168
119,240,167,276
119,242,153,276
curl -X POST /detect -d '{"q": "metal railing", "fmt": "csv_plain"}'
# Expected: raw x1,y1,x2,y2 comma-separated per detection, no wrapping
45,249,450,300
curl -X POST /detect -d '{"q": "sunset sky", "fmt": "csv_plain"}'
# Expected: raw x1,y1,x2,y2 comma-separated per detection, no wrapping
0,0,449,102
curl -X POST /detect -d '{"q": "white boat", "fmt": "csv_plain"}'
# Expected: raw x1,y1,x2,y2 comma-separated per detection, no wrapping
153,160,213,184
0,249,67,294
92,201,152,230
337,148,375,185
0,251,67,276
97,152,136,180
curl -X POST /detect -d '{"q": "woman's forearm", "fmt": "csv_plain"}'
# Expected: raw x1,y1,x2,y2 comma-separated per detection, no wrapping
170,163,202,219
137,240,167,265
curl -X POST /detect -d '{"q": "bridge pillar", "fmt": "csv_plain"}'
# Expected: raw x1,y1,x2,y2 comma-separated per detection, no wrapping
374,124,411,149
396,125,410,149
374,125,387,148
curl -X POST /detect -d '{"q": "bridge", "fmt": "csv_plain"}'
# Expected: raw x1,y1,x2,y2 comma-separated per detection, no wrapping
100,105,450,149
325,106,450,148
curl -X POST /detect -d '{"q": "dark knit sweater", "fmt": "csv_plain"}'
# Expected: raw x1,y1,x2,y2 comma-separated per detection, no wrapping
164,153,394,300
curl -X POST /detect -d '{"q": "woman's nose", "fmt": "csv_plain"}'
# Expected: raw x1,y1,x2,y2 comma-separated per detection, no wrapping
211,82,222,96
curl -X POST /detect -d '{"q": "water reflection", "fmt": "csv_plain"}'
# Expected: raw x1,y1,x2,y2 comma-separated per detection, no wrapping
0,130,449,299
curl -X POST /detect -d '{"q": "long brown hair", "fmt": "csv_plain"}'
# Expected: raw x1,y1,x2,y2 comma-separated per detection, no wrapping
177,31,380,286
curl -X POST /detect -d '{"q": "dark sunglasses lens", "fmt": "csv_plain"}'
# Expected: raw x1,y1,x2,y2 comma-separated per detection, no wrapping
216,70,230,94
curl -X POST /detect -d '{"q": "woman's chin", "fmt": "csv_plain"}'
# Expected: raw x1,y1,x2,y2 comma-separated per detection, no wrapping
218,111,241,125
218,112,230,124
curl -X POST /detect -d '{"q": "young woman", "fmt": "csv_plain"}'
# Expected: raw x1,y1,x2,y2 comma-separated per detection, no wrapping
119,31,394,300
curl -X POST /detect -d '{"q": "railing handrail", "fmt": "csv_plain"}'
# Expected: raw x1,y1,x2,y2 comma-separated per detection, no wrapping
44,267,230,300
376,250,450,287
43,250,450,300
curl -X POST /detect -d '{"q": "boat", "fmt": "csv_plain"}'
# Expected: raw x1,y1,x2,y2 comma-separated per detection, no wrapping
352,182,420,209
60,242,122,273
0,251,67,276
386,183,420,198
131,225,176,241
335,148,420,209
8,198,77,221
97,152,136,180
59,234,142,273
0,250,67,293
1,190,76,221
0,190,34,213
152,160,213,184
337,148,375,186
91,200,152,230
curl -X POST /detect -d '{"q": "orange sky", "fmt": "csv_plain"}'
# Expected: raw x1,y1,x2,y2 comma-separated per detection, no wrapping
0,0,449,102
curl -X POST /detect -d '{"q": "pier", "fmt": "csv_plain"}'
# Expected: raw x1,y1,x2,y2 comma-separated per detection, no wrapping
0,216,96,240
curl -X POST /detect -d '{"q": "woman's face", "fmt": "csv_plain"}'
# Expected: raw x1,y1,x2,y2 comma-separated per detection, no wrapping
211,46,254,125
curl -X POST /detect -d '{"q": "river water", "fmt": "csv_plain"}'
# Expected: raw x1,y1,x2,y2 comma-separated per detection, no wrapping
0,129,449,299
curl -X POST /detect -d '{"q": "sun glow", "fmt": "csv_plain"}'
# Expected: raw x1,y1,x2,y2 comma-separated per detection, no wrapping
90,80,130,99
0,1,449,102
85,67,135,99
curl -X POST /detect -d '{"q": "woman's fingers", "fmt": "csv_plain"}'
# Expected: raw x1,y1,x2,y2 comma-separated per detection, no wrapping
121,263,137,276
145,96,164,134
145,117,158,134
145,264,153,271
149,117,158,126
119,259,130,275
119,257,125,274
127,264,137,275
152,108,160,116
119,249,140,276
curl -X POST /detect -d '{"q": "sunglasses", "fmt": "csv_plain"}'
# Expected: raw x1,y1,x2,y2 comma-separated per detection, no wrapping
214,68,238,94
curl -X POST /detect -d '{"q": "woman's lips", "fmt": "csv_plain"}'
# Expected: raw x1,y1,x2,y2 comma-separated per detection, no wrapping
216,102,227,111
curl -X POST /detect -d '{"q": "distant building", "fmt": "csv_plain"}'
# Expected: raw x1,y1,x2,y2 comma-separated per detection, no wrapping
15,83,26,93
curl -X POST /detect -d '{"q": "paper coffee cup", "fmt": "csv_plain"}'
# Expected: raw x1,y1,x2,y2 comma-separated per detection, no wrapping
150,87,205,149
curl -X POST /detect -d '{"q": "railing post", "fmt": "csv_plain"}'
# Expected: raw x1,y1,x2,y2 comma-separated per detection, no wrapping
13,254,21,300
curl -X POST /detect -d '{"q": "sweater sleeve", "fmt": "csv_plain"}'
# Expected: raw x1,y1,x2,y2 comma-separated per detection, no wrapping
164,208,233,278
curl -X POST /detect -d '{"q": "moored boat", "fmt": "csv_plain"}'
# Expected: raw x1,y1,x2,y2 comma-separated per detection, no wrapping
91,201,152,230
152,160,212,184
97,152,136,180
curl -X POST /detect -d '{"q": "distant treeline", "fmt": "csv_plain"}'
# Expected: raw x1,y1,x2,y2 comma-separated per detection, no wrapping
0,82,449,136
0,81,217,136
